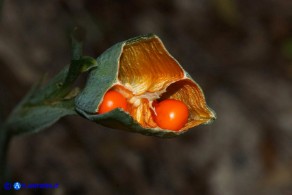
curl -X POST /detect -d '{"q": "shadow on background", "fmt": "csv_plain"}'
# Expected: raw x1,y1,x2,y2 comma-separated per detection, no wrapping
0,0,291,195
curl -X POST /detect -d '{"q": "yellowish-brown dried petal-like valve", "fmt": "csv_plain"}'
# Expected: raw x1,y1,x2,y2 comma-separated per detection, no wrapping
76,34,216,137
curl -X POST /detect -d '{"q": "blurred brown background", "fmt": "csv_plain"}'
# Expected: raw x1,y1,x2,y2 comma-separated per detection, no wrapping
0,0,292,195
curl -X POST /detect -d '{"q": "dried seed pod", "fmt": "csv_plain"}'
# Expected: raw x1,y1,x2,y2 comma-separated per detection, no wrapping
75,34,216,137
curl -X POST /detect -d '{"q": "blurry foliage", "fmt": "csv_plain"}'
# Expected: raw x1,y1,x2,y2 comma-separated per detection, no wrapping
213,0,240,26
282,38,292,60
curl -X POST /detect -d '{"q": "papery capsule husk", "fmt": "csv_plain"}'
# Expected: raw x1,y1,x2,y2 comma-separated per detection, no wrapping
76,34,216,138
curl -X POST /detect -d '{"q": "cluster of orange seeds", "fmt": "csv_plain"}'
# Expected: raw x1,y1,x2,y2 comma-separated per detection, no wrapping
98,90,189,131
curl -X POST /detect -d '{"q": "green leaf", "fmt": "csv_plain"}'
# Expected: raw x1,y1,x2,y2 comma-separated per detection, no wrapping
5,27,98,136
28,67,70,104
7,99,76,135
71,26,85,60
80,56,98,72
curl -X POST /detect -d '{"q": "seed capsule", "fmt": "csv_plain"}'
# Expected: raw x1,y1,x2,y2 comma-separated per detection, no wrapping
76,34,216,137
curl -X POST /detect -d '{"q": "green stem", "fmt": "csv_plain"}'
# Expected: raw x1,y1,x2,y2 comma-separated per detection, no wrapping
0,27,95,192
0,28,85,182
51,27,85,99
